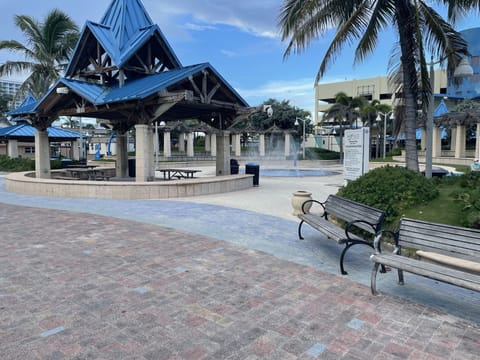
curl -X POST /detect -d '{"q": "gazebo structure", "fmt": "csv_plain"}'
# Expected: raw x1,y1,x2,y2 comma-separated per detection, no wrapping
8,0,258,181
434,99,480,160
1,94,81,159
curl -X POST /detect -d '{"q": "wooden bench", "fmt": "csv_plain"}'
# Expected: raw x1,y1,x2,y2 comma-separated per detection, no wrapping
298,194,387,275
370,218,480,295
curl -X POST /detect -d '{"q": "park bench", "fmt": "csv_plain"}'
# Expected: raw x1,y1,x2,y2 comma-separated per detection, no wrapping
298,194,387,275
370,218,480,295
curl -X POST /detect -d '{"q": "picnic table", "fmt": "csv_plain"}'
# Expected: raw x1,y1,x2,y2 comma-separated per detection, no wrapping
158,168,201,180
64,167,111,181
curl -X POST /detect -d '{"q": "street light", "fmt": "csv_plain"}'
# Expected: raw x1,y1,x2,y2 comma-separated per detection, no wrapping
425,55,473,178
294,117,306,159
376,112,394,158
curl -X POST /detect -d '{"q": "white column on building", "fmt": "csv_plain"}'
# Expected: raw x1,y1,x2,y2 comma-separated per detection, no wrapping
259,134,265,157
7,140,18,158
135,124,154,181
421,128,426,150
284,133,291,157
163,131,171,158
35,130,51,179
454,124,466,158
210,134,217,156
187,132,194,157
432,126,442,159
234,134,241,157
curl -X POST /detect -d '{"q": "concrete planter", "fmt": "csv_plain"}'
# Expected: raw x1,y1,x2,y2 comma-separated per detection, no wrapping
291,190,312,216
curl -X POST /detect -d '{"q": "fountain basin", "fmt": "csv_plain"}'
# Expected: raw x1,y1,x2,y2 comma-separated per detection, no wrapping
259,169,338,177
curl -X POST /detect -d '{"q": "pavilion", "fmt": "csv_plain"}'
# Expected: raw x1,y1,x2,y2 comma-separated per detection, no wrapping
8,0,258,181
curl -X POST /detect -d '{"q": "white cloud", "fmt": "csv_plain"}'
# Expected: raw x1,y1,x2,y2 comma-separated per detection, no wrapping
148,0,281,38
237,78,316,116
220,50,237,58
182,23,216,32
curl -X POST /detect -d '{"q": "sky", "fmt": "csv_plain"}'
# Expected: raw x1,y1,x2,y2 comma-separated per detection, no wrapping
0,0,479,117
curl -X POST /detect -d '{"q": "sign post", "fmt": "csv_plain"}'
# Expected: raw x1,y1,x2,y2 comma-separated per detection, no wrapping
343,128,370,182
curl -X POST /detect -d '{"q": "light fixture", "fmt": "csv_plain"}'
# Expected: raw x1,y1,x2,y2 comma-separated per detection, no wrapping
56,86,69,95
453,57,474,78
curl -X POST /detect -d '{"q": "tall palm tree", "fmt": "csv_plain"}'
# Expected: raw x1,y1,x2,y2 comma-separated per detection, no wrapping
0,9,79,100
279,0,474,172
323,92,366,162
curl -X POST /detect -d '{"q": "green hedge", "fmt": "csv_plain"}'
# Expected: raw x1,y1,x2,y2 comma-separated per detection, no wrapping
337,165,439,225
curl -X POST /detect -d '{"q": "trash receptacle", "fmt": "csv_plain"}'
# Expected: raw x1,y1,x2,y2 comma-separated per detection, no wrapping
128,158,136,177
60,159,73,168
230,159,239,174
245,162,260,186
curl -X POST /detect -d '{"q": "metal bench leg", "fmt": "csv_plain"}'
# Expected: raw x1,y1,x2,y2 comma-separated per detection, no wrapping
298,220,305,240
397,269,404,285
371,262,381,295
339,242,356,275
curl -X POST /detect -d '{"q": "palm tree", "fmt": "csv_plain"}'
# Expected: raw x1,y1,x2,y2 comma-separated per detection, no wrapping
323,92,366,162
279,0,474,172
0,9,79,100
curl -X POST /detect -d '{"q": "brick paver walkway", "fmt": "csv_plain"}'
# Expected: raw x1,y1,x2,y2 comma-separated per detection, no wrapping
1,203,478,359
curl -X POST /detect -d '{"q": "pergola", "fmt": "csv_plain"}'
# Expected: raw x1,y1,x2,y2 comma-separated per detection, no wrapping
8,0,258,181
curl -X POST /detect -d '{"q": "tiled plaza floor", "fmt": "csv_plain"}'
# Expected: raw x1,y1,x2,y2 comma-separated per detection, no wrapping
1,202,479,360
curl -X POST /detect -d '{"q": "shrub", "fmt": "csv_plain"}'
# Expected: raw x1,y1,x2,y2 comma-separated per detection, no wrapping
448,171,480,228
337,165,439,225
305,148,340,160
0,155,35,171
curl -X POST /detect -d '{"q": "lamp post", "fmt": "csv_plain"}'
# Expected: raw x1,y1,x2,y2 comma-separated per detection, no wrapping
376,112,394,158
294,117,306,159
425,56,473,178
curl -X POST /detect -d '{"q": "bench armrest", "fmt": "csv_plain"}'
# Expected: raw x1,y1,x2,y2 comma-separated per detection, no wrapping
345,219,379,241
373,229,398,254
301,199,325,215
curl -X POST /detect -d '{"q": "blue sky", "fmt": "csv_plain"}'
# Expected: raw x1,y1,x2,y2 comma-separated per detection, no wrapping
0,0,479,116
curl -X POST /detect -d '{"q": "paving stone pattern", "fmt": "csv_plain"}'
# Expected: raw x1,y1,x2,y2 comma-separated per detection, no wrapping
1,203,479,359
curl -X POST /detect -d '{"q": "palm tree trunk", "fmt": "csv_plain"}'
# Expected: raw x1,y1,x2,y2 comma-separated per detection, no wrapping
396,2,419,172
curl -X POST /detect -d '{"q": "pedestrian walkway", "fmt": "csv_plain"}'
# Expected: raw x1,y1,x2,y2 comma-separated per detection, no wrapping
0,167,479,359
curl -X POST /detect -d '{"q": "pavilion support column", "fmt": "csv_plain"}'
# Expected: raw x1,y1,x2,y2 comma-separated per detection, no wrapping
187,132,194,157
450,127,456,151
163,131,171,158
7,140,18,158
216,131,230,176
35,130,51,179
476,123,480,160
135,124,154,182
432,127,442,159
234,134,241,157
210,134,217,156
178,133,185,152
454,125,466,159
115,132,128,178
284,133,291,158
205,134,211,152
259,134,265,157
421,128,426,150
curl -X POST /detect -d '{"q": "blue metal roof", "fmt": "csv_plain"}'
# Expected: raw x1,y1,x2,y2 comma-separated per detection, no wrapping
434,100,449,117
0,124,80,139
7,93,39,116
65,0,181,75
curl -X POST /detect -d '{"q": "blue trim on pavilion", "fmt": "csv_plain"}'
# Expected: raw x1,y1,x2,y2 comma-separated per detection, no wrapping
0,124,80,139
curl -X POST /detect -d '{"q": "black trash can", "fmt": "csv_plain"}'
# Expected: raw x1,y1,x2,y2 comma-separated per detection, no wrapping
230,159,239,174
60,158,73,168
128,158,136,177
245,162,260,186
